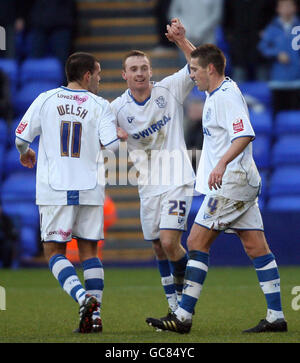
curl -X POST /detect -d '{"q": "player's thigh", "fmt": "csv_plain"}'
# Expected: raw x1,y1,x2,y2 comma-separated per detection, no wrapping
160,184,193,236
140,195,161,241
39,205,75,243
73,205,104,241
187,222,220,253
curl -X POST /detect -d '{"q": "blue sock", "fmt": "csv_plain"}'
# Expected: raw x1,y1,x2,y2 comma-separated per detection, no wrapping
253,253,284,322
157,259,178,312
176,250,209,321
49,254,86,305
169,253,188,303
82,257,104,319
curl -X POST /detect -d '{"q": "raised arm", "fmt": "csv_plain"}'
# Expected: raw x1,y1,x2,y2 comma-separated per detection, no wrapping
165,18,196,63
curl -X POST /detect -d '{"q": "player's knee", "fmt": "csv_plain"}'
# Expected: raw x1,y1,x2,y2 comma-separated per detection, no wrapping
187,234,197,251
152,240,166,259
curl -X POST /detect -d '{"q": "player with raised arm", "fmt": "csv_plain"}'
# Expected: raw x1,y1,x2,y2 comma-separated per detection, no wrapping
146,29,287,334
110,19,196,317
15,52,127,333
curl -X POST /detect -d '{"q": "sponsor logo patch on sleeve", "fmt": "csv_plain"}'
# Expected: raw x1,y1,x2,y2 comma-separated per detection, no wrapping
233,118,244,133
16,120,28,134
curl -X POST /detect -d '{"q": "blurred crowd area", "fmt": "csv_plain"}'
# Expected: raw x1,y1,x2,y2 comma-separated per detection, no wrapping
0,0,300,266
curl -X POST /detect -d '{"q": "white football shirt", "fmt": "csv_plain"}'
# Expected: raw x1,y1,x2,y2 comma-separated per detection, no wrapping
196,78,261,201
15,86,118,205
111,65,195,198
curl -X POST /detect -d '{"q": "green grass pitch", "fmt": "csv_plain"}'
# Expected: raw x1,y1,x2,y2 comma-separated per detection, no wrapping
0,266,300,343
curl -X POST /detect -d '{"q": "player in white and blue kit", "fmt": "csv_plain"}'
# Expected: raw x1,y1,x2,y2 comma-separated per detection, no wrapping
147,28,287,334
15,52,127,333
111,20,196,316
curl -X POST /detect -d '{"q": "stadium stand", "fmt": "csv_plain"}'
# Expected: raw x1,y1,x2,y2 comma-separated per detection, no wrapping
0,0,299,267
274,110,300,134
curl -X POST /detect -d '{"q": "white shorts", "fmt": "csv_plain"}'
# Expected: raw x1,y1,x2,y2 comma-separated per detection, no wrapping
194,195,264,234
140,184,194,241
39,205,104,243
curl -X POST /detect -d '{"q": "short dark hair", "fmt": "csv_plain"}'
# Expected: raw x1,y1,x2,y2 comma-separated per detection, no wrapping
191,44,226,76
122,50,151,70
65,52,99,83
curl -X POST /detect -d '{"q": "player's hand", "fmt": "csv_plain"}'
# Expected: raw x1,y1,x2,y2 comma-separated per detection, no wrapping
20,148,36,168
165,18,185,43
117,127,128,141
208,162,226,190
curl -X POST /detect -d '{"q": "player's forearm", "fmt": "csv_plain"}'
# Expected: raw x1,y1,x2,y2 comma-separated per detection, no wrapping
174,38,196,63
218,136,252,168
15,137,29,155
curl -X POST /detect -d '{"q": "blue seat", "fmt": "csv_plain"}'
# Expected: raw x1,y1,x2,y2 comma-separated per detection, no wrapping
249,110,272,134
252,135,271,169
3,147,36,178
2,201,39,227
269,166,300,196
271,135,300,166
1,172,36,202
8,118,21,147
14,81,59,116
267,196,300,211
20,57,63,84
238,81,271,109
0,118,8,146
274,110,300,134
19,225,39,258
0,58,18,97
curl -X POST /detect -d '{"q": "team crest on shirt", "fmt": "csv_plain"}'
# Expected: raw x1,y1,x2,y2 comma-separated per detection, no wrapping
155,96,167,108
233,118,244,133
205,107,211,122
127,116,135,124
16,120,28,134
178,216,185,224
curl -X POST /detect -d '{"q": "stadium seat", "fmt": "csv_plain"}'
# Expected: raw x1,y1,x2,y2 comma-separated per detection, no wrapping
274,110,300,134
0,118,8,146
258,196,265,210
238,81,271,109
252,135,271,169
3,147,37,178
267,196,300,211
20,57,63,84
268,166,300,196
0,58,18,98
14,81,59,116
1,172,36,202
0,144,5,181
249,110,272,134
1,201,39,228
7,118,21,147
19,225,39,258
271,135,300,166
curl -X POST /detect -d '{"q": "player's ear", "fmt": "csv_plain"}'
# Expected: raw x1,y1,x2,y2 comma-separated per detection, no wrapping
207,63,214,75
82,70,91,83
122,70,127,81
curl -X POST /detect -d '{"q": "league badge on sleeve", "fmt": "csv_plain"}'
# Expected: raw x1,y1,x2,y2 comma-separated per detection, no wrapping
16,120,28,134
233,118,244,134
